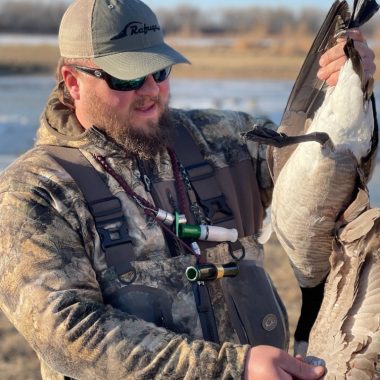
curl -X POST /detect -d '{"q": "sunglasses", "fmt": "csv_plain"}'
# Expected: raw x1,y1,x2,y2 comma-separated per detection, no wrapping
71,65,172,92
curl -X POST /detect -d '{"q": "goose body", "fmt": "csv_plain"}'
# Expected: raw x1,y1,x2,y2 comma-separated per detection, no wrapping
272,51,375,287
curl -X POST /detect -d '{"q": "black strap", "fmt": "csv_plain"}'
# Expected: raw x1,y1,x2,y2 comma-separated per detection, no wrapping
172,126,234,226
43,146,135,275
192,283,220,344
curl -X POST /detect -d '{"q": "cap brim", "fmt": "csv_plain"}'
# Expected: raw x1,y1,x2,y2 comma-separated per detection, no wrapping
93,42,190,80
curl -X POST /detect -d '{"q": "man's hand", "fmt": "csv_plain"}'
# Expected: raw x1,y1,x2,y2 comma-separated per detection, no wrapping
244,345,325,380
317,29,376,86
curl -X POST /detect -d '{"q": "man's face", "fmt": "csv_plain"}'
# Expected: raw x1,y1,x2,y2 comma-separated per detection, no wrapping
74,66,172,158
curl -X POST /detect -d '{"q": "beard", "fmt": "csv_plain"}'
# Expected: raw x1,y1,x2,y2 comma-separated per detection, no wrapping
84,91,174,160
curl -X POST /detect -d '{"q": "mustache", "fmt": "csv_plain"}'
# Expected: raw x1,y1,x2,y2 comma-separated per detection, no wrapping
132,95,161,108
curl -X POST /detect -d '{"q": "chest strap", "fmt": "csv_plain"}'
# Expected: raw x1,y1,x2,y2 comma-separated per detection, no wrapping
43,145,135,276
172,126,235,228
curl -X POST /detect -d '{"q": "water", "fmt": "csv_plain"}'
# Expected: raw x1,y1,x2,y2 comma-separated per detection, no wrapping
0,75,379,205
0,75,290,154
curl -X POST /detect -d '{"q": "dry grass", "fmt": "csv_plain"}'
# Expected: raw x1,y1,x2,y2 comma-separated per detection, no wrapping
171,42,380,81
1,37,379,80
0,313,41,379
264,235,302,353
0,45,60,75
169,31,315,81
171,46,306,80
0,42,308,79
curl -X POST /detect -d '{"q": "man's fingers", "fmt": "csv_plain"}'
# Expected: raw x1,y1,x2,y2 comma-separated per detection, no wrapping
318,30,376,86
280,352,325,380
319,62,375,86
325,73,340,86
320,30,370,67
317,56,347,81
319,42,346,66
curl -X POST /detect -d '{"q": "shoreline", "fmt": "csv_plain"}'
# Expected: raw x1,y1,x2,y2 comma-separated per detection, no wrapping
2,43,378,80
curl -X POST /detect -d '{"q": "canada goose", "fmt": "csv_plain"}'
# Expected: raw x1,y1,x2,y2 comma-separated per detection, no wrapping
242,0,379,363
271,36,376,289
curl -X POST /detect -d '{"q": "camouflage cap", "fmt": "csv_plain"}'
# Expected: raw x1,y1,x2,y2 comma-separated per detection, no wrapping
59,0,190,80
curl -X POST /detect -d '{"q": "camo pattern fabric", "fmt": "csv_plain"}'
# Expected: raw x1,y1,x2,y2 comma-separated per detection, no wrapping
0,86,275,379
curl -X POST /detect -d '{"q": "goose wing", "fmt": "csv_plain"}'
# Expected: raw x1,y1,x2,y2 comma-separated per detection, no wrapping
307,208,380,379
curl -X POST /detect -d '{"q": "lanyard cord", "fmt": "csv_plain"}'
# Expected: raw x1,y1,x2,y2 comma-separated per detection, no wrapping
168,148,208,226
92,154,156,215
91,153,196,257
167,147,192,222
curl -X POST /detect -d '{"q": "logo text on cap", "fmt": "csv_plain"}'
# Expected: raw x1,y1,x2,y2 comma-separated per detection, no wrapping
111,22,160,41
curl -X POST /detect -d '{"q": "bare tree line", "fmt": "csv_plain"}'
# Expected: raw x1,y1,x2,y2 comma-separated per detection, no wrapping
156,6,328,36
0,1,378,36
0,2,67,34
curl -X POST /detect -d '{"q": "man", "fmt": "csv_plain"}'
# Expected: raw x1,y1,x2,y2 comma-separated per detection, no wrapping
0,0,375,379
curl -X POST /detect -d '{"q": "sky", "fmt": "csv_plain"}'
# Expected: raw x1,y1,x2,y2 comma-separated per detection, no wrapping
0,0,336,11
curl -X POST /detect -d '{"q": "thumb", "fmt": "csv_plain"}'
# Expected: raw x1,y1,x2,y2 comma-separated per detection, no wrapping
282,355,325,379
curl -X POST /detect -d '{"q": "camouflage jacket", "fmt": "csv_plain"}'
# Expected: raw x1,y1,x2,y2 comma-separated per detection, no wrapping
0,87,275,380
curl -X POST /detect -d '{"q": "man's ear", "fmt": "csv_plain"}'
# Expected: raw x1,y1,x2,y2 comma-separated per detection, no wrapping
61,66,81,100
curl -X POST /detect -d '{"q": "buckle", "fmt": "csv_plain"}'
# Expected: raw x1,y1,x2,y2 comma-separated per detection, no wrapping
97,223,132,249
201,195,233,223
89,197,133,249
228,241,245,261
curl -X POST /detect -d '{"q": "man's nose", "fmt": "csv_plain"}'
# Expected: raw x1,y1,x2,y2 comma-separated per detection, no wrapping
135,74,160,96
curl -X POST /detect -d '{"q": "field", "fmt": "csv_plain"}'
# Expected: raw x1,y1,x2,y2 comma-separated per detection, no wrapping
1,34,379,80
